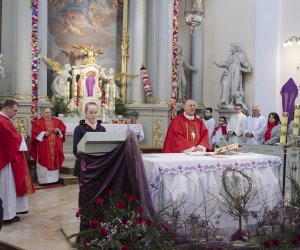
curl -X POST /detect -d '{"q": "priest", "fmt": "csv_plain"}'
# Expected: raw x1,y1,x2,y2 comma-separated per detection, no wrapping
30,107,66,184
0,99,34,224
163,99,210,153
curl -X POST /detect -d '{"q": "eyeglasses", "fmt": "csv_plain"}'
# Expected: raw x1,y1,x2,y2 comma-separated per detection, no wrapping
234,108,241,110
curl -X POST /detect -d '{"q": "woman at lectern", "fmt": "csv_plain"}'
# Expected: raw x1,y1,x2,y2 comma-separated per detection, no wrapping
73,102,106,177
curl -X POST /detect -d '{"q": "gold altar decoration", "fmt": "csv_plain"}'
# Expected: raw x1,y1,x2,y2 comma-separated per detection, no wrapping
121,0,129,103
72,44,104,65
153,120,163,147
15,117,27,134
44,57,64,75
114,72,138,81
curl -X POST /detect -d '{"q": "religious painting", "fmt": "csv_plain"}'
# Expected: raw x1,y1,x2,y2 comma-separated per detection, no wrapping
47,0,123,94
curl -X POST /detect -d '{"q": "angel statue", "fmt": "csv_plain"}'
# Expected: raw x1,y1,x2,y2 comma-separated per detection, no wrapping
43,57,72,99
72,44,103,65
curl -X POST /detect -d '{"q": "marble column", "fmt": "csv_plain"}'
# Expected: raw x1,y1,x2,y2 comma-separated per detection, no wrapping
38,0,48,100
126,0,146,104
146,0,158,100
156,0,173,103
191,24,204,107
14,0,32,98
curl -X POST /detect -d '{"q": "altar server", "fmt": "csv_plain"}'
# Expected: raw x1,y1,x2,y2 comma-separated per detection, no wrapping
242,105,267,144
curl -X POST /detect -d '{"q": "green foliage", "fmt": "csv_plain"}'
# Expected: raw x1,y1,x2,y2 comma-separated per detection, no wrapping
75,190,174,250
115,99,139,118
51,97,70,115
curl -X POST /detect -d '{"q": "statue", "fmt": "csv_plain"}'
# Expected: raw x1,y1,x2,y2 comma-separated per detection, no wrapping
214,43,252,109
44,57,72,99
0,53,5,78
72,44,103,65
177,45,198,102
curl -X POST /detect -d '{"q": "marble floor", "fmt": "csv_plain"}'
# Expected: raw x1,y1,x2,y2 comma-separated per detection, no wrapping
0,185,79,250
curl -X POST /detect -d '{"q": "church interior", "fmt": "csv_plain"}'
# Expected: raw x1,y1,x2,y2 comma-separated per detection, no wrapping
1,0,300,249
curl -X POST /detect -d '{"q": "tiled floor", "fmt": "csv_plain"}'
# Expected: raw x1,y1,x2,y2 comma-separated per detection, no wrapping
0,185,79,250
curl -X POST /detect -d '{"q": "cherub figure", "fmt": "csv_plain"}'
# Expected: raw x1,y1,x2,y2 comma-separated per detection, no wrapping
44,57,72,99
72,44,103,65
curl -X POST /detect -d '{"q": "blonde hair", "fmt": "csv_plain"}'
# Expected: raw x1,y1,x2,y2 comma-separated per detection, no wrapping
84,102,98,114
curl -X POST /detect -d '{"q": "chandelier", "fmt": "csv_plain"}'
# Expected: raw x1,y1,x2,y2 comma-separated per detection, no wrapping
184,0,205,34
282,36,300,47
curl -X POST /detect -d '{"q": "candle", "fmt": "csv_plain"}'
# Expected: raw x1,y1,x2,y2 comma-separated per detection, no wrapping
293,104,300,136
280,112,288,144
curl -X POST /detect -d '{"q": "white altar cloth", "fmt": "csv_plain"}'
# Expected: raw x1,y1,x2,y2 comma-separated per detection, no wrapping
64,123,145,141
143,152,282,228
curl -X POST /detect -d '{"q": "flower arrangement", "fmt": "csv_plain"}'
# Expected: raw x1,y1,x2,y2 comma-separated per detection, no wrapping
140,66,153,103
170,0,179,119
76,190,174,250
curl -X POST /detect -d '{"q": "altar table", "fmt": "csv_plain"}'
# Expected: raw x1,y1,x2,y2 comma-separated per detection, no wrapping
64,122,145,141
143,152,282,228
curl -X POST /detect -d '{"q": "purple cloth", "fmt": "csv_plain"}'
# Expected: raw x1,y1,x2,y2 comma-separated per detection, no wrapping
85,75,95,97
280,78,298,123
79,130,154,231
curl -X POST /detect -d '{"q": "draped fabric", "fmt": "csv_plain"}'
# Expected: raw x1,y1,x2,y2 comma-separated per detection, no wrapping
79,130,154,231
280,78,298,123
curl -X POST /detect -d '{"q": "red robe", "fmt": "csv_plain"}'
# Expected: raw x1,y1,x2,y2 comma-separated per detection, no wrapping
163,113,210,153
30,117,66,171
0,114,34,196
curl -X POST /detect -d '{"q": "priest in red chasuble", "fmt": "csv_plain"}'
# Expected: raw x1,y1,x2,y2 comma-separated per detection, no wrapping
0,100,34,224
30,107,66,184
163,99,210,153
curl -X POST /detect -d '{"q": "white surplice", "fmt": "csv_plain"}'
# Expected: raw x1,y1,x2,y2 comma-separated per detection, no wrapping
227,112,247,144
203,117,216,147
35,130,62,184
242,115,267,144
0,131,28,220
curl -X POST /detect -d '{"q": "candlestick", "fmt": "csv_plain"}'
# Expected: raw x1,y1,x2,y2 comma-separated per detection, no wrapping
280,112,288,144
293,104,300,136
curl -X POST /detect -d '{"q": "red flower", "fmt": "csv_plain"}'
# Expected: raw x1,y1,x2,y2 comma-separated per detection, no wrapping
146,218,152,225
100,228,108,237
116,201,126,209
128,195,135,202
272,239,281,246
95,197,105,204
161,223,169,232
136,234,142,241
90,220,100,229
136,216,143,224
263,240,271,248
291,238,299,245
76,211,80,218
121,246,129,250
107,189,115,195
124,192,131,196
122,219,128,225
136,206,143,213
83,240,90,248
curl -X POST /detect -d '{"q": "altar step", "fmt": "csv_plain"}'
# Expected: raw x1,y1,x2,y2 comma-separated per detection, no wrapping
59,154,78,185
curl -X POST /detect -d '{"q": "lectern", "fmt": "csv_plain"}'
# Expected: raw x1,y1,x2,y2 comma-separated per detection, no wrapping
77,132,126,154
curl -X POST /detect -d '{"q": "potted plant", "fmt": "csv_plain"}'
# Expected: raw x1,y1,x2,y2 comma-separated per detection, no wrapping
51,97,70,117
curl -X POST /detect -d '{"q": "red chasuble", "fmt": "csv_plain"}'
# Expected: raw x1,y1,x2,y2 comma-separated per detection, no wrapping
163,113,210,153
0,114,34,196
30,117,66,171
